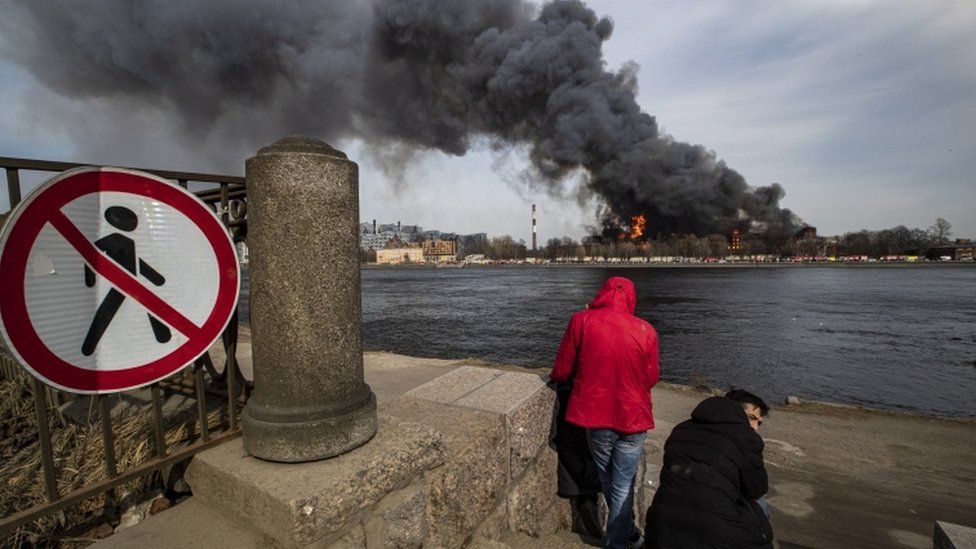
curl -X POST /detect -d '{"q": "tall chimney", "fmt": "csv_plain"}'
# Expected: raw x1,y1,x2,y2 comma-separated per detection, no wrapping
532,204,537,254
372,219,376,234
397,220,401,233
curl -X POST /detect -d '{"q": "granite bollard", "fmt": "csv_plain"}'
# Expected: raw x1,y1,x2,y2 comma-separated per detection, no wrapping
242,136,377,462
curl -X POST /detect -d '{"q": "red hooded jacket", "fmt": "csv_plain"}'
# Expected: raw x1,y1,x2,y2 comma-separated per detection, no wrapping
549,276,660,433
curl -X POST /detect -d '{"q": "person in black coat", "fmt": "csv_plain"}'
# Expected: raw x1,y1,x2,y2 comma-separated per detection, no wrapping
644,391,773,549
551,380,604,539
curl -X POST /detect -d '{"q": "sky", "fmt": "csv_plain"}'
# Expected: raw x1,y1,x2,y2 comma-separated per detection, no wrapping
0,0,973,244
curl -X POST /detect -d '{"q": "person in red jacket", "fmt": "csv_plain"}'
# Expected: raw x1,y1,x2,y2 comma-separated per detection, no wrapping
550,276,660,549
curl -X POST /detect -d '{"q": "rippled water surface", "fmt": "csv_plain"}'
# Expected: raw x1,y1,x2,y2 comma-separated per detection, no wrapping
241,265,976,417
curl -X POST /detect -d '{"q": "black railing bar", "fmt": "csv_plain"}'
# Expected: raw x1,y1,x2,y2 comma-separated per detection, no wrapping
219,183,230,225
227,351,238,432
98,396,118,478
194,362,210,443
159,375,237,401
0,430,241,537
44,386,59,407
218,183,239,432
192,183,247,196
224,316,239,432
5,168,22,209
211,187,230,221
194,188,247,204
31,377,59,503
150,384,167,459
0,156,243,186
0,361,18,379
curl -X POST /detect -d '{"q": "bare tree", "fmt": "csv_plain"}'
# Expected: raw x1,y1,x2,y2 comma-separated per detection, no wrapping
705,234,730,258
675,235,705,258
617,241,636,259
646,239,673,258
543,237,562,261
929,218,952,244
487,235,526,260
573,244,586,261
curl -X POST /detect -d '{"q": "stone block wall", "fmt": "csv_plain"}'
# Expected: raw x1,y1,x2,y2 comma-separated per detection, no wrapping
934,521,976,549
186,365,649,548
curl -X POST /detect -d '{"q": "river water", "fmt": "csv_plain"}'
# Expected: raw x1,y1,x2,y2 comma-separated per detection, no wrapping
239,265,976,418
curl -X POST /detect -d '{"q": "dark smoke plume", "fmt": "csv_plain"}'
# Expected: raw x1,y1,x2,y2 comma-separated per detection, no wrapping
0,0,800,236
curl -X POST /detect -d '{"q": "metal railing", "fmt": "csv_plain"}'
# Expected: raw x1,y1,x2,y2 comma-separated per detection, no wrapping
0,157,249,539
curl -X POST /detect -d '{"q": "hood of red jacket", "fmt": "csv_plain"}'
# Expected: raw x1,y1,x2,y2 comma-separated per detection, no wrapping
588,276,636,314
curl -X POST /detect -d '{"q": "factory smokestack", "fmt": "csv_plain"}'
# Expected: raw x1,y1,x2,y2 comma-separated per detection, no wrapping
532,204,537,254
373,219,377,235
1,0,800,236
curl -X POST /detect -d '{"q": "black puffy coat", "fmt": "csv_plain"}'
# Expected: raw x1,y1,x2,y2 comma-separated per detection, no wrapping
644,397,773,549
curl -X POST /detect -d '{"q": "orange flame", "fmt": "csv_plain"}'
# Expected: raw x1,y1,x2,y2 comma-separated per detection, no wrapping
630,214,646,240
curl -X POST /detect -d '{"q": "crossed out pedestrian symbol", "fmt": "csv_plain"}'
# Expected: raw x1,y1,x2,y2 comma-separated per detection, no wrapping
82,206,171,356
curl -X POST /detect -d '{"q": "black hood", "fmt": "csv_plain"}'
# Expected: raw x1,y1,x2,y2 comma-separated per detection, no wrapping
691,396,750,425
689,396,765,454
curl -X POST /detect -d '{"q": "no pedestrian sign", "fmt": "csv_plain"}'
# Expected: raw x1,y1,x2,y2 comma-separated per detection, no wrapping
0,167,239,394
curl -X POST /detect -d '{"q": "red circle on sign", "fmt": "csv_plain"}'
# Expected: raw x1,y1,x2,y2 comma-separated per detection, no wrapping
0,167,239,393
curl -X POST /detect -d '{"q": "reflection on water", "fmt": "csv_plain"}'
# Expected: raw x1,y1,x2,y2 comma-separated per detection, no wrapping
239,265,976,418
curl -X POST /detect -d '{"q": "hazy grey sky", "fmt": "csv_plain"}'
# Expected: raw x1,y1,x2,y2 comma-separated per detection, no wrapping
1,0,973,243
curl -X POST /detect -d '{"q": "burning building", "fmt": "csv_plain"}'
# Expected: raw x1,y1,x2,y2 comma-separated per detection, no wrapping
795,226,817,240
729,228,742,253
629,215,646,241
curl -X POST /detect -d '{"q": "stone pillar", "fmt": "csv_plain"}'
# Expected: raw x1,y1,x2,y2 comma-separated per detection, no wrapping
242,136,377,462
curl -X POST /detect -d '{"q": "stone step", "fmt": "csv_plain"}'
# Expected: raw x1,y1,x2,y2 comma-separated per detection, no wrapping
96,498,598,549
469,530,598,548
91,498,279,549
185,413,445,548
934,521,976,549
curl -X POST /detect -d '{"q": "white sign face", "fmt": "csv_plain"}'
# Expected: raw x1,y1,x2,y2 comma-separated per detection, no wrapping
0,167,240,394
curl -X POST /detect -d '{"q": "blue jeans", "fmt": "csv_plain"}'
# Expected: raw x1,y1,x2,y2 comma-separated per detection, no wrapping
586,429,647,549
757,495,770,519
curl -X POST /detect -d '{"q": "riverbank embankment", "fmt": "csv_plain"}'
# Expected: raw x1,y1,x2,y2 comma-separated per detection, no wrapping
221,336,976,547
217,326,976,547
9,327,973,548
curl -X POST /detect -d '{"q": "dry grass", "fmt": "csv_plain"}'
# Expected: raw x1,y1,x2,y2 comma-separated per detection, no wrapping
1,375,233,548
